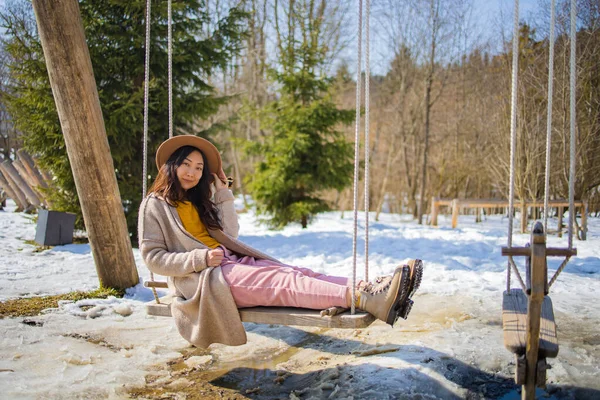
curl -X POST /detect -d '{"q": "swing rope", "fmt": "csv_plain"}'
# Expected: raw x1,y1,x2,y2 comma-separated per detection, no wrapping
506,0,526,293
364,0,371,284
143,1,374,314
142,0,159,303
142,0,151,199
350,0,364,315
543,0,556,234
142,0,175,303
167,0,174,139
549,0,577,288
506,0,577,292
567,0,576,251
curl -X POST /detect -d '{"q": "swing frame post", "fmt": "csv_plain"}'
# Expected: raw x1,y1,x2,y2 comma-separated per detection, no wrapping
32,0,138,289
524,222,546,399
501,220,564,399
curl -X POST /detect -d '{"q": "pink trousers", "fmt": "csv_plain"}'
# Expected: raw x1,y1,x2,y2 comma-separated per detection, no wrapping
219,247,350,309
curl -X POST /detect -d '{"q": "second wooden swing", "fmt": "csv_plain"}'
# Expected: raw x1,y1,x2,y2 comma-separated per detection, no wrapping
500,0,580,398
142,0,377,329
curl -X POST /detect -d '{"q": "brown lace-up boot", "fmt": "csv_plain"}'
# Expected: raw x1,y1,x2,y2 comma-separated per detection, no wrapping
357,259,424,326
357,266,410,326
359,275,393,294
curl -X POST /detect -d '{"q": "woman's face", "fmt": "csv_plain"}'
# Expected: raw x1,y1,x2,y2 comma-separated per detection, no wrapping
176,150,204,190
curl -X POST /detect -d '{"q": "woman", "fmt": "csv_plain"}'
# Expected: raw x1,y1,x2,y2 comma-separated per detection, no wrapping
138,135,422,348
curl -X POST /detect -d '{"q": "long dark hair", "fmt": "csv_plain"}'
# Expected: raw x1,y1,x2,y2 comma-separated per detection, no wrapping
148,145,223,230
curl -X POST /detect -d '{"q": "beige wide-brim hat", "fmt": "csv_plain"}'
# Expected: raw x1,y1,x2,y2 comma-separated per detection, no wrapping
155,135,222,174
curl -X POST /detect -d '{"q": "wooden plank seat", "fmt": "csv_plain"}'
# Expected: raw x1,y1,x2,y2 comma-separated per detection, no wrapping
144,281,168,289
502,288,559,358
146,295,376,329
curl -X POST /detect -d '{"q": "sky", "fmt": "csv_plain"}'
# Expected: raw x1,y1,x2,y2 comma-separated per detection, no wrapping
0,0,547,75
360,0,545,75
1,197,599,398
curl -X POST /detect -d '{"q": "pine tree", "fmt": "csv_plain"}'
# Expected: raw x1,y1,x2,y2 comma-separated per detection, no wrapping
246,1,354,229
0,0,245,238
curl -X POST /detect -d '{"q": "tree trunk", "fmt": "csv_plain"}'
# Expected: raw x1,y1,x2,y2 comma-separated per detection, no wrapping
230,141,249,210
417,0,437,225
32,0,138,290
375,134,400,221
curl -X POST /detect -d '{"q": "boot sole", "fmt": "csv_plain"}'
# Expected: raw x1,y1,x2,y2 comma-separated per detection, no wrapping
385,266,411,326
405,259,423,299
394,259,424,323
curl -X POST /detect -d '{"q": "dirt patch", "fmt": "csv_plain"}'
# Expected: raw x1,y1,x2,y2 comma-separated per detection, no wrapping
63,332,133,353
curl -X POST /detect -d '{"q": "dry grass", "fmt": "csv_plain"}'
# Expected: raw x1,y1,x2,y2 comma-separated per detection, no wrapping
0,287,125,318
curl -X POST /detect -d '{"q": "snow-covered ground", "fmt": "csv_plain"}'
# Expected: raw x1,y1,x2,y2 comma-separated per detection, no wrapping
1,199,598,399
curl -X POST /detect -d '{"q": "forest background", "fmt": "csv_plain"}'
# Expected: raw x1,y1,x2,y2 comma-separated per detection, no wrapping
0,0,598,239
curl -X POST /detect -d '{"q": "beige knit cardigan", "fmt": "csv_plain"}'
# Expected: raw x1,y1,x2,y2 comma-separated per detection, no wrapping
138,188,278,348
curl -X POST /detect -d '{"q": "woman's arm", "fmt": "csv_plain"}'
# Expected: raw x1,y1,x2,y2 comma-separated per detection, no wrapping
141,242,209,277
139,198,209,276
213,178,240,238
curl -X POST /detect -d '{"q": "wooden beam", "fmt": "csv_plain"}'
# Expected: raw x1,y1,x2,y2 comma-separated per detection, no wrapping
455,199,584,208
440,198,585,231
12,159,45,203
433,198,454,206
0,167,29,210
0,160,41,207
13,159,37,192
144,281,168,289
0,171,27,211
501,247,577,257
32,0,138,289
16,150,53,208
17,149,49,189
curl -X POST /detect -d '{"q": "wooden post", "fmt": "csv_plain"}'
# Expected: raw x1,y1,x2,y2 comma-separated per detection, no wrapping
13,159,44,202
581,202,587,241
523,221,546,399
0,167,30,210
17,149,49,189
32,0,138,289
0,160,42,207
18,150,54,208
557,206,563,238
451,199,459,229
431,196,439,226
0,171,27,211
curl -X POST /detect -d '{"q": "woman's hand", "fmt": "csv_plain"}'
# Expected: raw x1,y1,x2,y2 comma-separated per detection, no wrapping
206,248,224,267
212,172,228,191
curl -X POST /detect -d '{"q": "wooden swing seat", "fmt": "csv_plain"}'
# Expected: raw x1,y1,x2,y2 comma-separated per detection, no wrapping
146,296,375,329
144,280,375,329
502,288,558,358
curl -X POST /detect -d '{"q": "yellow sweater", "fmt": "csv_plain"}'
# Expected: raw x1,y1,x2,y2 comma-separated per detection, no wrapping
175,201,221,249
